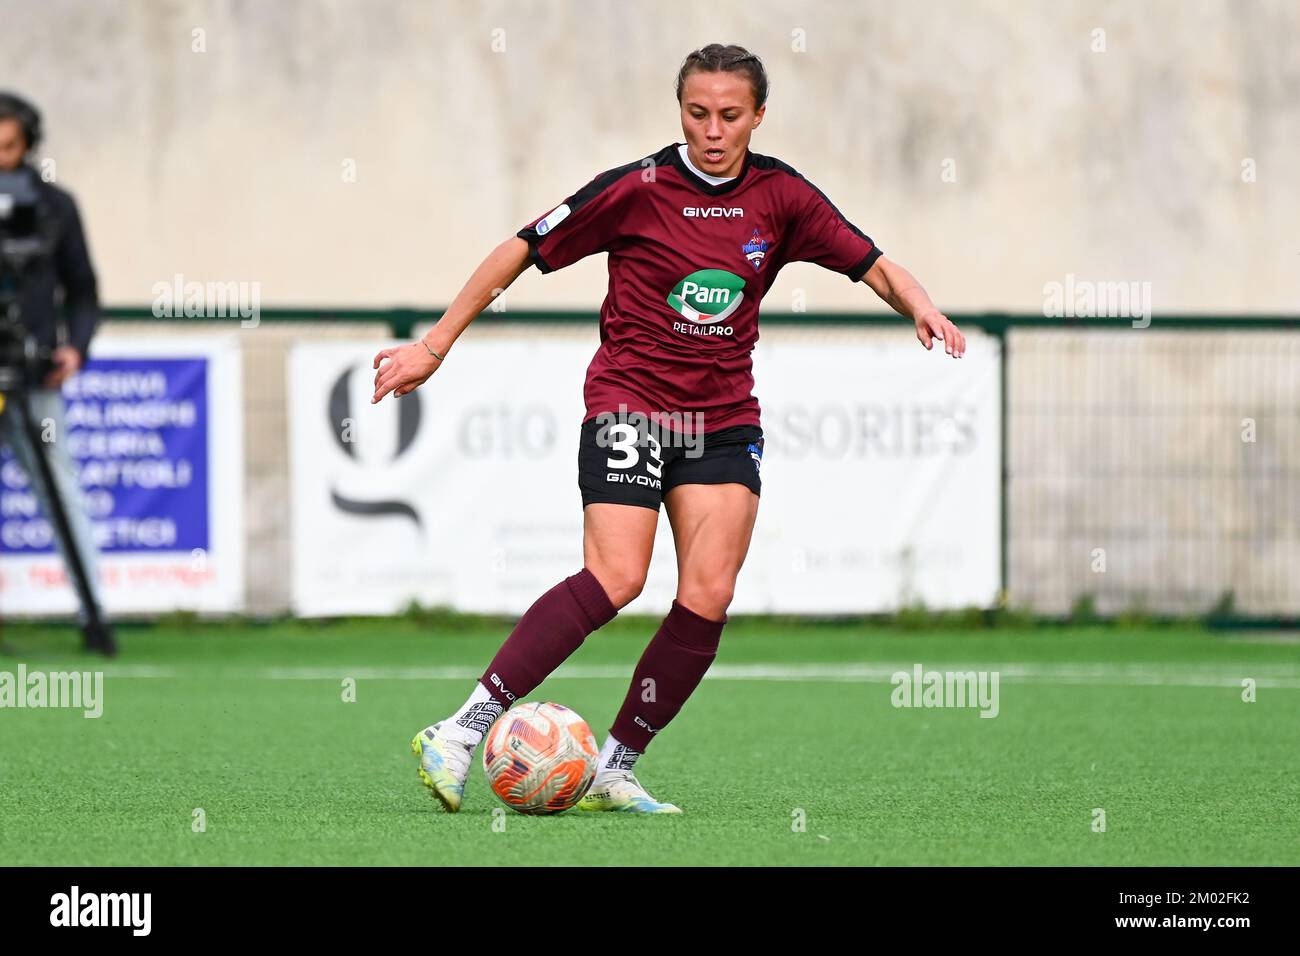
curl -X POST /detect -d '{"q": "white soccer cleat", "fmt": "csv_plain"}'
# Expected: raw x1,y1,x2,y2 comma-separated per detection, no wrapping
410,721,476,813
577,769,682,814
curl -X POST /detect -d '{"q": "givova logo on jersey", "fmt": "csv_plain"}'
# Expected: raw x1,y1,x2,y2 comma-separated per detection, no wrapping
666,269,745,337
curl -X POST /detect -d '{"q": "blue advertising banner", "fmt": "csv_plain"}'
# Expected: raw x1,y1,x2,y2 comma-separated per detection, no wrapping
0,358,210,556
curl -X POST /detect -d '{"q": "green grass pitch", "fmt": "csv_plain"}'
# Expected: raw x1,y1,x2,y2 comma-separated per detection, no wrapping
1,617,1296,866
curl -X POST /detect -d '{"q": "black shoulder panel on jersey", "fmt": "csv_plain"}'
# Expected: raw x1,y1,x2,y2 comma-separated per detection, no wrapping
557,148,664,218
750,150,883,280
516,145,676,272
749,151,876,246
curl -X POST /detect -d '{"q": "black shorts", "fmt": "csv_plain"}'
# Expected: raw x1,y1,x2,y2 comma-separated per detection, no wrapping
578,416,764,510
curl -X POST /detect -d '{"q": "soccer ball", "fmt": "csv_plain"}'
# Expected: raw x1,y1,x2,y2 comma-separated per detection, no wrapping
483,701,599,814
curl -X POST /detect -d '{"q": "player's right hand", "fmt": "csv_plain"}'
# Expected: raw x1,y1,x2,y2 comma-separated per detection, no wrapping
371,342,442,403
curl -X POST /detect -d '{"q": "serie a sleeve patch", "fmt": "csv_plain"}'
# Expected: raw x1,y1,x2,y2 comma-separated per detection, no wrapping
534,203,571,236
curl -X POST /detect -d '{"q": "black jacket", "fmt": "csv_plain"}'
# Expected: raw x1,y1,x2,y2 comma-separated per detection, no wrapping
11,164,100,358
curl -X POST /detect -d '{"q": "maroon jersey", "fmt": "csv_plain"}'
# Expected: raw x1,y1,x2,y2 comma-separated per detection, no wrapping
518,143,882,431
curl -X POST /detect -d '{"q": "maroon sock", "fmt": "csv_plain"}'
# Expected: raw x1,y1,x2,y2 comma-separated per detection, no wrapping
609,600,725,754
479,568,616,705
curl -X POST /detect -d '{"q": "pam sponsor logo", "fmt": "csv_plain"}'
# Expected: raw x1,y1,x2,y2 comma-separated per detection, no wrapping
1042,272,1152,329
50,886,151,936
890,663,999,718
0,665,103,718
151,272,261,328
667,269,745,323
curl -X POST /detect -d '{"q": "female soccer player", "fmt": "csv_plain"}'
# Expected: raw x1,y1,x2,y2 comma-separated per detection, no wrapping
373,44,965,814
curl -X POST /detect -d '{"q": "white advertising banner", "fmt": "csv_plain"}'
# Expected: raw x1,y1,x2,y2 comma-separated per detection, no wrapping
289,327,999,616
0,334,245,615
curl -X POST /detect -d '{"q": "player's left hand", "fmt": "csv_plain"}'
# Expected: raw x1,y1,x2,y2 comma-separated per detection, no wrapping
915,311,965,358
43,346,82,389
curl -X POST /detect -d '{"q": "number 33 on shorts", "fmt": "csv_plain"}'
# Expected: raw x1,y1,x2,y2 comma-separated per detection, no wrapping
602,422,664,489
577,418,763,511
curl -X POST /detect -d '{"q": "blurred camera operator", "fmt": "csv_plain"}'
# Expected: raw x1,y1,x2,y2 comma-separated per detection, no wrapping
0,91,114,655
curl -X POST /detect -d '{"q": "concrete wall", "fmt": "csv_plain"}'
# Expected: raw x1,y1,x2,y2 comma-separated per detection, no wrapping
4,0,1298,315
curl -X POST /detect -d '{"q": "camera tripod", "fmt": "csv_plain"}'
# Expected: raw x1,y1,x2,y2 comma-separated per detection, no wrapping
0,312,116,656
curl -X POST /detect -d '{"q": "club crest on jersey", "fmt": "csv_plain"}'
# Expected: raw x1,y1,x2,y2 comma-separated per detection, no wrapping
742,229,769,271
